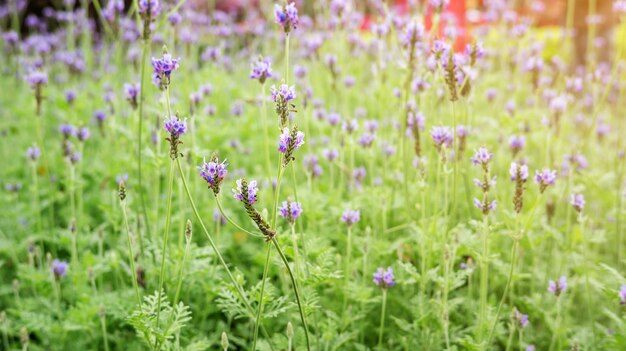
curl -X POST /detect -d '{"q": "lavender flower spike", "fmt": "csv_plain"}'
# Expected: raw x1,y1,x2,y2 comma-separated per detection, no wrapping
163,115,187,159
198,154,228,195
233,179,258,205
342,209,360,226
52,259,69,279
570,193,585,212
250,56,273,84
232,178,275,239
279,199,303,224
619,285,626,305
373,267,395,288
274,2,299,33
279,126,305,166
534,169,557,193
548,276,567,297
152,51,180,89
470,147,493,167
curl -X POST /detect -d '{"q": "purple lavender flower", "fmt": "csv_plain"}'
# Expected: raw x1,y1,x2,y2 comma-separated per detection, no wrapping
26,146,41,161
619,285,626,304
327,112,341,126
138,0,160,18
25,71,48,88
69,151,81,164
168,11,182,26
233,179,258,205
341,209,360,226
373,267,395,288
116,173,128,185
59,124,77,138
279,199,303,224
548,276,567,296
474,198,497,213
570,193,585,212
323,149,339,162
152,53,180,89
342,119,358,134
124,82,140,109
358,133,376,148
77,127,90,142
270,84,296,103
198,156,228,194
534,169,557,193
249,56,272,84
278,126,305,162
509,135,525,155
3,31,19,48
93,110,106,124
65,90,76,104
513,309,529,329
274,2,299,33
510,162,529,181
431,126,453,150
470,147,493,166
163,115,187,136
52,259,68,279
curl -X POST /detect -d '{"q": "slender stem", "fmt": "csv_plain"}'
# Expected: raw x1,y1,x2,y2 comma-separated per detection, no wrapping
155,159,175,330
252,244,272,351
137,37,152,240
173,232,191,305
271,238,310,351
100,312,110,351
377,288,388,351
487,239,519,345
121,201,142,306
479,214,489,340
285,35,290,84
175,158,275,350
215,196,263,238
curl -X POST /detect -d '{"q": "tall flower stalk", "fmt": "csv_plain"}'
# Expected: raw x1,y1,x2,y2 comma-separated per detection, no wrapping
119,181,141,306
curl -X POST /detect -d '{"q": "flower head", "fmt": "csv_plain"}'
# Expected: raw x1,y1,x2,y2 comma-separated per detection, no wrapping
279,199,303,224
548,276,567,296
470,147,493,166
152,53,180,89
124,82,140,109
341,209,360,226
250,56,273,84
163,115,187,136
59,124,77,138
138,0,160,18
510,162,529,182
373,267,395,288
474,198,497,215
509,135,525,155
233,179,258,205
279,126,305,166
513,308,529,329
52,259,69,279
25,71,48,88
26,146,41,161
431,126,453,150
198,156,228,194
271,84,296,103
77,127,90,142
534,169,557,193
274,2,299,33
570,193,585,212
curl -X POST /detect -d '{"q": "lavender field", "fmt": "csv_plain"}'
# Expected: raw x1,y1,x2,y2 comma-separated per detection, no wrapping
1,0,626,350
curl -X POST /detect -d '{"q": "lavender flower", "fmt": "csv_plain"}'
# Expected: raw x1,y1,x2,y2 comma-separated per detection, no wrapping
65,90,76,104
279,126,305,166
358,133,376,148
373,267,395,288
198,155,228,194
233,179,258,205
510,162,528,182
474,198,497,214
570,193,585,212
163,116,187,136
279,199,303,224
116,173,128,186
249,56,272,84
124,83,140,109
152,53,180,89
59,124,77,138
619,285,626,304
508,135,525,155
513,308,529,329
25,71,48,88
341,209,360,226
52,259,68,279
274,2,299,33
548,276,567,296
138,0,160,19
26,146,41,161
431,126,453,151
77,127,90,142
271,84,296,103
534,169,557,193
323,149,339,162
470,148,494,167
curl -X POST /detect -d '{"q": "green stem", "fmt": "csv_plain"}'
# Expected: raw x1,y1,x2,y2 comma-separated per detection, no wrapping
252,244,272,351
479,214,489,340
121,201,142,306
173,231,191,305
137,36,152,240
100,312,110,351
155,159,175,331
487,239,519,345
215,196,263,238
378,288,388,351
271,238,310,351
